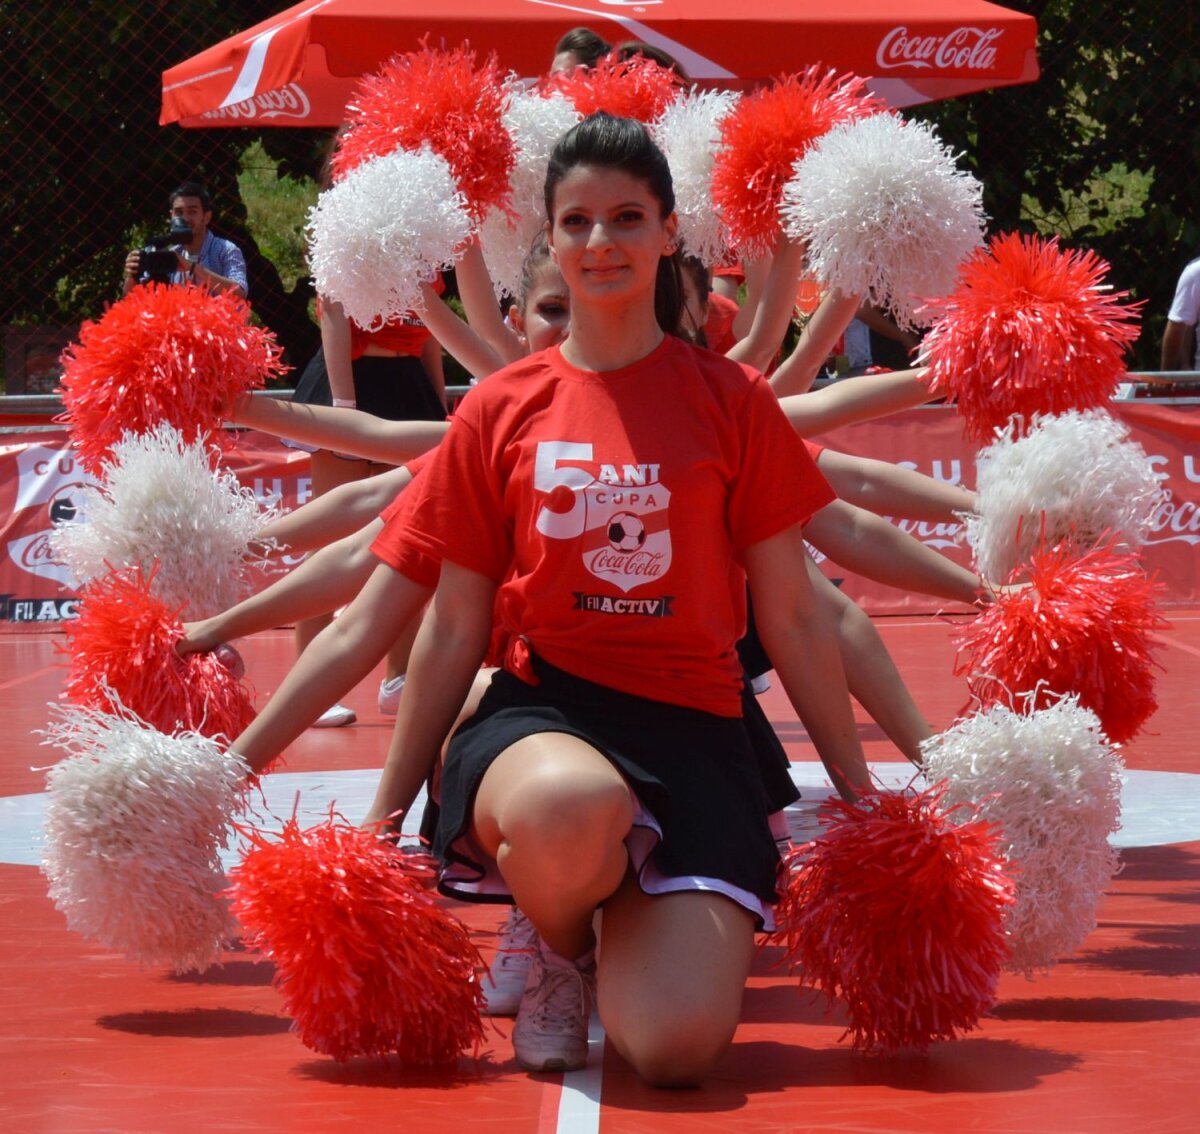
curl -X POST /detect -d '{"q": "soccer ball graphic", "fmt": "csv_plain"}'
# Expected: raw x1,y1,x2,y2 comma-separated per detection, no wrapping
607,511,646,552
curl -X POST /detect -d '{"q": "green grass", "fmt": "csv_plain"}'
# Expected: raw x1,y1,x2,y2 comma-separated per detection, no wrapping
238,139,318,291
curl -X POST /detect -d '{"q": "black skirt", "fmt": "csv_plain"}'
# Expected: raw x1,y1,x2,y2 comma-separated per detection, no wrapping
292,351,444,423
433,653,782,926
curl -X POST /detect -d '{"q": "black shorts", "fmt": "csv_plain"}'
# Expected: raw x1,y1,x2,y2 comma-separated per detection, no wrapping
433,654,782,927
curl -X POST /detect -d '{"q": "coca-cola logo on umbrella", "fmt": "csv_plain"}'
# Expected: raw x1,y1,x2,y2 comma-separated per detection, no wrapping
201,83,313,122
877,26,1004,71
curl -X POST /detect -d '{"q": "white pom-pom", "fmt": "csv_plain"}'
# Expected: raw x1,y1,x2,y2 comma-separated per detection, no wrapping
309,145,473,330
651,88,739,266
966,410,1166,581
41,698,251,971
50,423,274,619
782,114,985,329
921,695,1123,974
479,87,581,299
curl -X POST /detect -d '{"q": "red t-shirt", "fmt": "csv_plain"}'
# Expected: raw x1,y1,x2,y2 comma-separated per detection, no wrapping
345,275,446,359
704,291,739,355
393,336,833,715
370,452,441,588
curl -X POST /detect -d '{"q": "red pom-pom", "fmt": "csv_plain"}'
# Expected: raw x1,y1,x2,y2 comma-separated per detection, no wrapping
773,784,1015,1052
954,541,1165,744
920,232,1143,442
59,283,284,477
711,67,887,257
549,52,684,123
228,815,485,1064
331,45,514,221
63,567,255,741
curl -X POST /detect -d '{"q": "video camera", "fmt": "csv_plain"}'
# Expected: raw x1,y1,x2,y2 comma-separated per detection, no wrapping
138,215,195,283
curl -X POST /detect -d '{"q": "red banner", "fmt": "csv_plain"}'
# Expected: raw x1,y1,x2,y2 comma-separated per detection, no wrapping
1,403,1196,629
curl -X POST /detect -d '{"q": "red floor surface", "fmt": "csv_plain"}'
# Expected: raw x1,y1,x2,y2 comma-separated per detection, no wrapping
3,614,1198,1133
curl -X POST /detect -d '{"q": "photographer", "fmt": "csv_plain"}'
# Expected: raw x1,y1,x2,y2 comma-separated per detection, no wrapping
123,181,248,298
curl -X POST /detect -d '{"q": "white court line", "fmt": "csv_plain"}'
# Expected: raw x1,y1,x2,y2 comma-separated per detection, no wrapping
554,1015,605,1134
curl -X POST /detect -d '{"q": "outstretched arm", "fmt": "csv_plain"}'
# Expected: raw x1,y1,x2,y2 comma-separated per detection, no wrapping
456,239,526,365
415,280,504,382
230,395,448,464
364,561,497,831
769,287,864,396
815,449,976,523
745,523,871,802
725,235,805,372
779,367,936,435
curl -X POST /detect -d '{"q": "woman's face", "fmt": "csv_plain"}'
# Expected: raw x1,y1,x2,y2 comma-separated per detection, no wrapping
547,165,677,314
513,264,571,353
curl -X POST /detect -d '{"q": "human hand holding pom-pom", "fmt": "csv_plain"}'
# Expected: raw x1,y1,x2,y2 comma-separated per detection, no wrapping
59,283,285,477
711,67,887,258
63,566,255,740
228,813,485,1064
954,540,1166,744
919,232,1143,442
773,784,1014,1052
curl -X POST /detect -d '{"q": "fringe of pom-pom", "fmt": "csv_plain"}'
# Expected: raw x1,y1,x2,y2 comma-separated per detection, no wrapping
479,87,581,298
58,283,285,477
50,423,275,619
919,232,1143,442
228,814,485,1064
41,698,249,971
954,541,1166,744
782,113,985,330
965,410,1165,581
549,52,683,123
309,145,473,331
921,696,1123,973
331,45,514,223
711,67,887,258
772,783,1014,1051
63,566,255,740
650,88,739,267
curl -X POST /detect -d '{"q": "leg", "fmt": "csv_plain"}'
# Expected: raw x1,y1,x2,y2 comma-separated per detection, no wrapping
598,882,756,1087
472,733,634,959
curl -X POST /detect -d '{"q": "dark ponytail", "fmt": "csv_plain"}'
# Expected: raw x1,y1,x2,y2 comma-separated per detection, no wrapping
544,112,686,339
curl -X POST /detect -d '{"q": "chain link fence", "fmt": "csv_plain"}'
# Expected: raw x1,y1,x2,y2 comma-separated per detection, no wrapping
2,0,1197,395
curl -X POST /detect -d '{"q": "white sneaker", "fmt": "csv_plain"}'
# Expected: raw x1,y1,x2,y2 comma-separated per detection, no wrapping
378,674,406,715
513,942,595,1072
483,908,538,1017
310,703,356,728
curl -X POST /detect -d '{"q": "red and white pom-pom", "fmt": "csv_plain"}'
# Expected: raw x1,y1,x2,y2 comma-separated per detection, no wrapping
919,232,1143,442
650,88,739,266
955,541,1166,745
965,410,1165,582
783,114,985,330
479,86,581,298
549,52,683,123
308,145,473,331
331,45,514,222
773,784,1014,1052
41,699,249,971
63,567,255,740
59,283,285,477
922,696,1123,974
50,424,275,619
711,67,887,258
228,814,484,1064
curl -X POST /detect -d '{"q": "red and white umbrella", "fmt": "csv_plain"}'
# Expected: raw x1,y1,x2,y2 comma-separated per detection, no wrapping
161,0,1039,127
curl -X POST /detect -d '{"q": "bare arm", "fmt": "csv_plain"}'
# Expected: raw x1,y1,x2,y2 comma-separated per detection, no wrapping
456,239,525,364
180,520,387,652
230,395,448,464
805,499,982,606
321,298,356,403
769,288,864,396
416,280,504,381
231,561,435,774
779,367,936,434
420,332,447,409
745,523,871,802
364,562,497,830
725,235,806,372
254,468,410,555
816,449,976,522
731,254,770,342
1161,320,1196,371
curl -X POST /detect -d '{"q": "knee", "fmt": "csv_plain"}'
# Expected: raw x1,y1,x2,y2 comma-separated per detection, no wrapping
612,1019,734,1088
503,771,633,860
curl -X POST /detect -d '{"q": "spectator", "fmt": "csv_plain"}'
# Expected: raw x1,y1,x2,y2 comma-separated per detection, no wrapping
549,26,612,74
123,181,247,298
1161,254,1200,371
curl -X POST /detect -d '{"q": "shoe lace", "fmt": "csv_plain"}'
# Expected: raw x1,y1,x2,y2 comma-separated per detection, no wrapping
529,961,591,1032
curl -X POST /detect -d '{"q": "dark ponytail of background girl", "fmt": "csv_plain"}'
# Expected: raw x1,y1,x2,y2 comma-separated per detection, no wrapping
544,112,686,340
